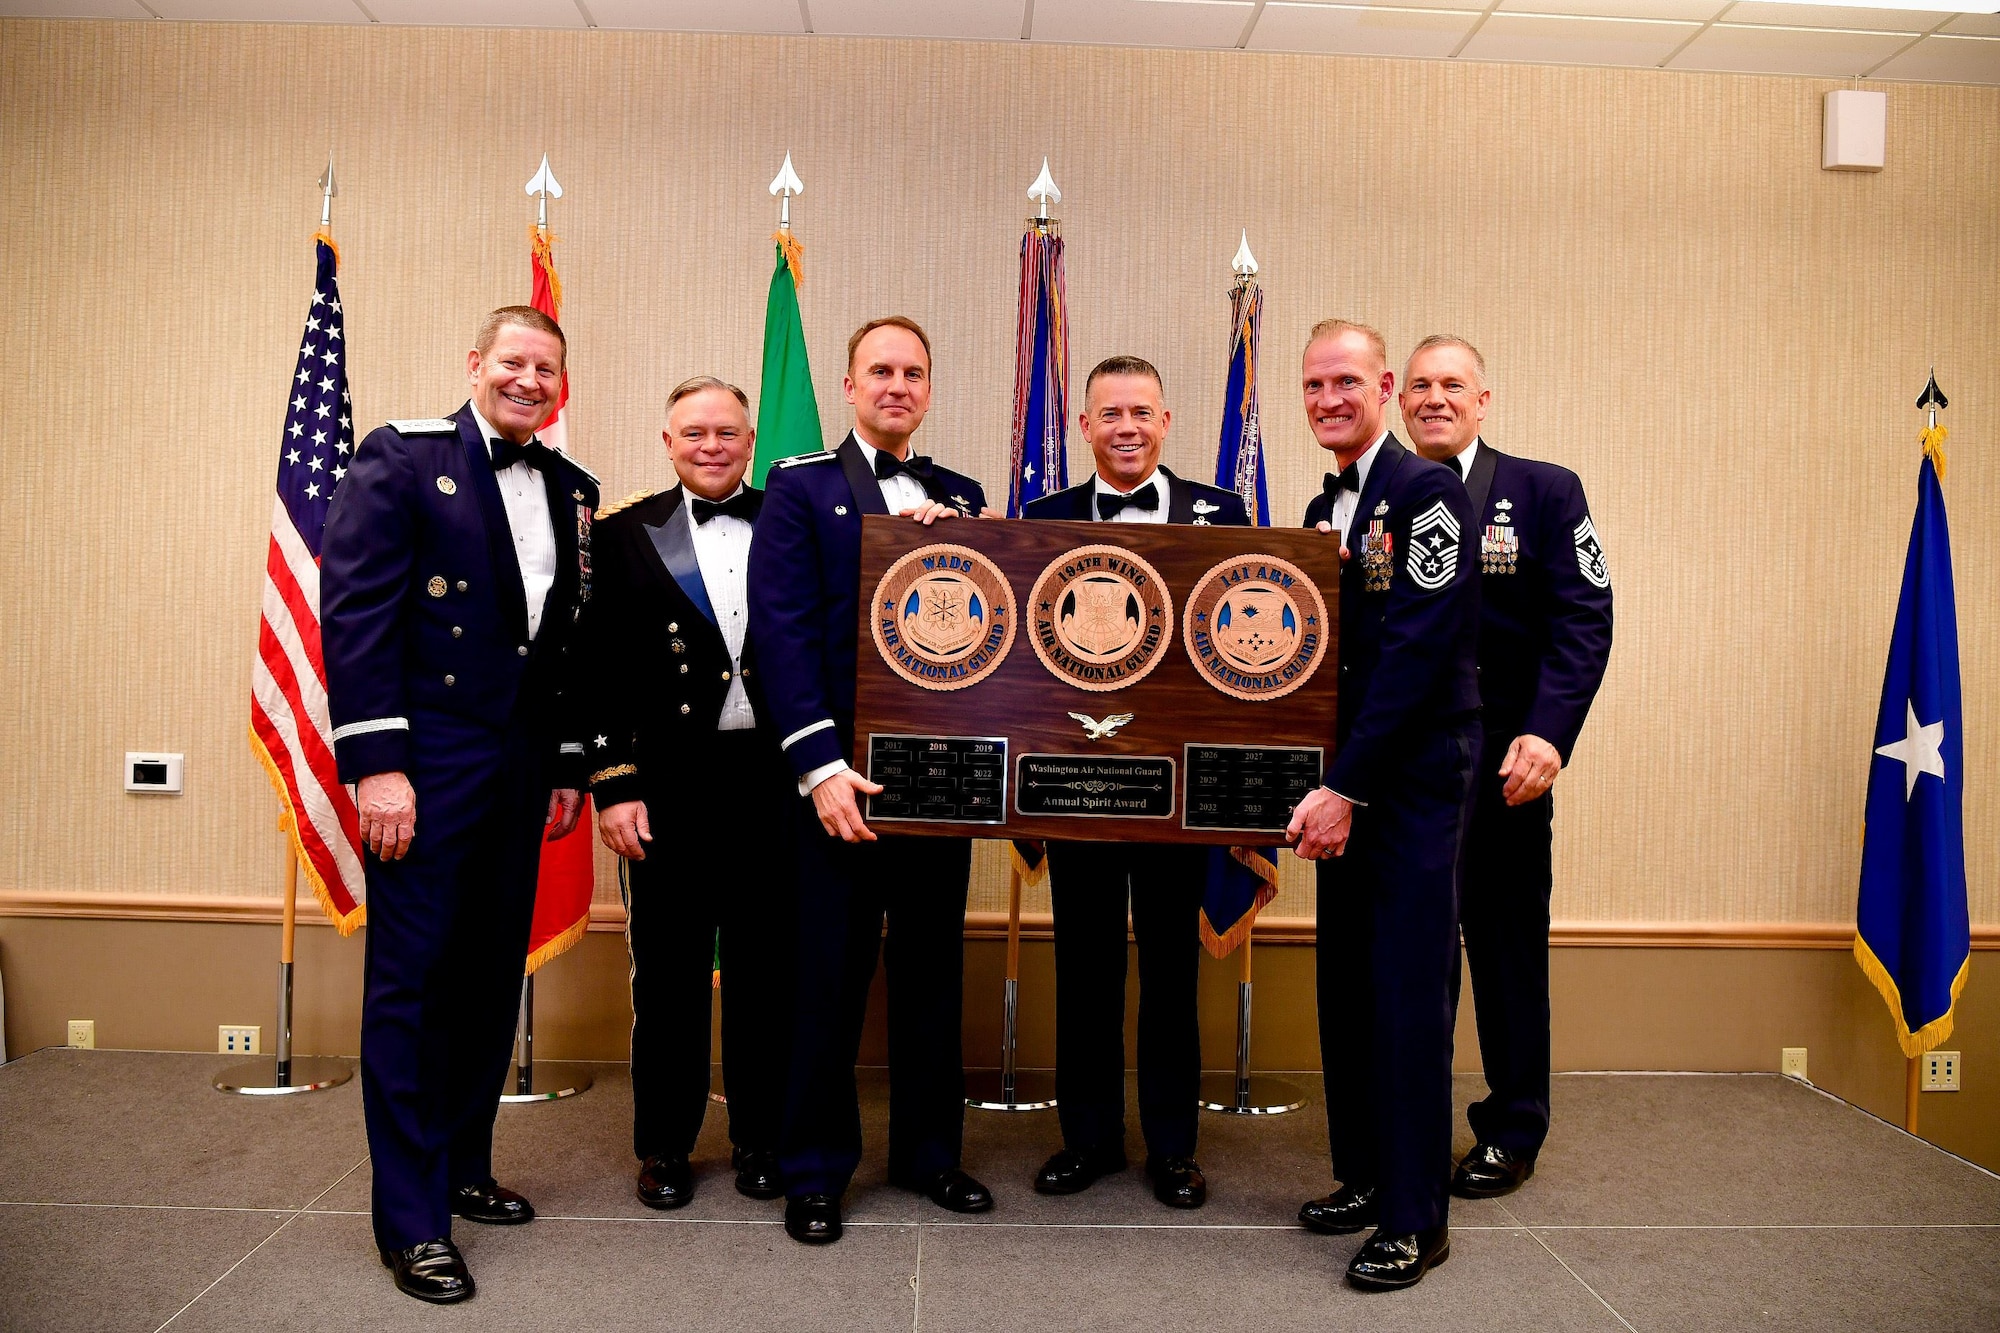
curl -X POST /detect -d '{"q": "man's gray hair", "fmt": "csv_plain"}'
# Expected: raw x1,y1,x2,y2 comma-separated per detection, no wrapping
1406,334,1487,386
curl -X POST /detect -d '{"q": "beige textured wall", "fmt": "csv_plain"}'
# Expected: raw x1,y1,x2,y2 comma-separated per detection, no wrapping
1,19,1995,926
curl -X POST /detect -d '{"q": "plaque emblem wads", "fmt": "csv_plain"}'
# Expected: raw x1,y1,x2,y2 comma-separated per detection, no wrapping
1028,544,1173,692
1183,554,1330,701
870,543,1018,691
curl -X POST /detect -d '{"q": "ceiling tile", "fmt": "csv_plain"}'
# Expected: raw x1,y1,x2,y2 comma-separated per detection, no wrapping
1669,22,1915,74
1496,0,1723,18
147,0,365,19
1032,0,1253,49
1869,30,2000,78
1720,3,1946,33
1248,2,1483,58
1461,12,1699,64
0,1,151,15
584,0,804,32
362,0,584,26
1941,13,2000,35
807,0,1024,40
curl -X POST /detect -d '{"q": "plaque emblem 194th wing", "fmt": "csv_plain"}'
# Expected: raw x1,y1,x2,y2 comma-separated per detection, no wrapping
1028,544,1174,692
870,543,1018,691
1183,554,1330,701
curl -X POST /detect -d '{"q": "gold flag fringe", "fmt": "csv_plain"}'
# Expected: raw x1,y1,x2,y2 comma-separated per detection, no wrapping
1198,846,1280,959
772,229,805,289
525,911,589,976
1853,932,1969,1060
530,225,563,315
1921,423,1948,481
248,724,366,936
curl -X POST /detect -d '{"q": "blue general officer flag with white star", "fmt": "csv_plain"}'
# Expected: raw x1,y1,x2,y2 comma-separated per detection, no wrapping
1855,448,1968,1058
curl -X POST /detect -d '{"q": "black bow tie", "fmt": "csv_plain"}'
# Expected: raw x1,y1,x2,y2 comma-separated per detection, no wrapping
489,437,552,472
1446,453,1466,480
691,490,755,525
1323,465,1360,503
872,449,936,484
1097,486,1160,520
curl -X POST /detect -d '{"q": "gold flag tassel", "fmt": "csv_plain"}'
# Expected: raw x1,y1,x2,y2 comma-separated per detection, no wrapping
772,229,805,289
529,225,564,313
1921,422,1948,481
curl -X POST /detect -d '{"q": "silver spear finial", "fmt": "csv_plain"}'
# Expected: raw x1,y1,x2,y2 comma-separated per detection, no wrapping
524,153,563,230
769,152,804,231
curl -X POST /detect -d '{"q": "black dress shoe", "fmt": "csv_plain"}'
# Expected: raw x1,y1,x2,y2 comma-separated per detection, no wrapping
380,1238,474,1304
731,1147,784,1200
1346,1225,1450,1291
1033,1147,1127,1196
636,1155,695,1210
893,1167,994,1213
449,1179,535,1225
1146,1156,1207,1209
1451,1143,1534,1199
1297,1184,1378,1234
784,1193,842,1244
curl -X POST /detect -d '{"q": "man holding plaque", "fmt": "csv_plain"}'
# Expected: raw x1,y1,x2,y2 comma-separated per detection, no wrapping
1285,320,1479,1291
1397,336,1613,1198
747,316,995,1245
573,375,795,1211
1024,356,1247,1209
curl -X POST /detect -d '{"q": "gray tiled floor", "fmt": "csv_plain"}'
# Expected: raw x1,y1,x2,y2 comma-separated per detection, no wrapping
2,1051,1996,1332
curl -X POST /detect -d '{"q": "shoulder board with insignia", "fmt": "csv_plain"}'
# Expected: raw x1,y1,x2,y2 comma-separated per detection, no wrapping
775,450,837,469
595,489,658,520
387,418,457,435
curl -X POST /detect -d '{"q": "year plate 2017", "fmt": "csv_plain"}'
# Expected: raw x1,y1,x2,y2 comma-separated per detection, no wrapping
866,734,1008,824
1182,744,1324,834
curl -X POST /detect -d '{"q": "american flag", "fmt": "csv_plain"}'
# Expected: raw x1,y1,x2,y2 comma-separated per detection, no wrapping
249,232,366,933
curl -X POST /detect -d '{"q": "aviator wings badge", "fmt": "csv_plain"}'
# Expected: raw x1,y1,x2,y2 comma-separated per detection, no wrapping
1069,711,1135,741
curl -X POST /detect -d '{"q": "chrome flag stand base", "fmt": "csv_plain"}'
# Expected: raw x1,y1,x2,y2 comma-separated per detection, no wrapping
215,845,351,1096
1198,938,1304,1116
500,975,592,1103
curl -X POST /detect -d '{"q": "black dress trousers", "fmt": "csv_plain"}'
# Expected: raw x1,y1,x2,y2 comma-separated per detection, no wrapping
1454,747,1556,1157
1316,721,1479,1236
1045,840,1206,1162
779,813,973,1198
623,731,797,1162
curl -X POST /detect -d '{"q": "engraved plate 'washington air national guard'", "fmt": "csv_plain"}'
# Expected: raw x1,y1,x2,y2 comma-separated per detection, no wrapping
1183,553,1330,701
870,542,1017,691
1028,544,1173,692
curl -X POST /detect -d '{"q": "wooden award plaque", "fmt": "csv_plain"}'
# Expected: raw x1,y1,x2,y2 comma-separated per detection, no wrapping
852,515,1340,844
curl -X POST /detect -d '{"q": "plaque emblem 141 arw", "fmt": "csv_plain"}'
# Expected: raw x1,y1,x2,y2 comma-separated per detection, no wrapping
1182,553,1330,701
870,543,1018,691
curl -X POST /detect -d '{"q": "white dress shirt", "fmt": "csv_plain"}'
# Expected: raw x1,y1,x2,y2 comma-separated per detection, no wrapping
469,403,557,640
1328,430,1391,547
1449,437,1481,485
1091,469,1169,523
854,435,932,514
682,485,757,732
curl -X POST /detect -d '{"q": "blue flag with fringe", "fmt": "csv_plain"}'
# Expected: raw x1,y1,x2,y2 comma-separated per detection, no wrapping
1006,226,1069,517
1855,429,1968,1058
1200,275,1279,957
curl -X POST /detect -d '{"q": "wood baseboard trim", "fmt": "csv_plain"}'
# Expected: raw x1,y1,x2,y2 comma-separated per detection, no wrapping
4,890,1994,951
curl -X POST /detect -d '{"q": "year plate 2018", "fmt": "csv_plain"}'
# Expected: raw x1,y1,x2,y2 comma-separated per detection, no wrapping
866,734,1008,824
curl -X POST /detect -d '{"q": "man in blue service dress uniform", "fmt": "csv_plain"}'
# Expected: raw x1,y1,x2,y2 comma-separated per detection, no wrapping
1022,356,1247,1210
573,376,796,1212
747,316,995,1245
1283,319,1480,1292
1397,336,1613,1198
322,306,598,1304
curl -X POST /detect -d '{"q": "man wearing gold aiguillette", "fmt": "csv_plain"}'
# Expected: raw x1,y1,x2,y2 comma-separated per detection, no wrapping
1023,355,1248,1209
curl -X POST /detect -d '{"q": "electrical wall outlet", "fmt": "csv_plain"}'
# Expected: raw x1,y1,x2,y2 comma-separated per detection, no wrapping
218,1025,262,1056
1781,1047,1808,1080
67,1020,96,1049
1922,1050,1961,1092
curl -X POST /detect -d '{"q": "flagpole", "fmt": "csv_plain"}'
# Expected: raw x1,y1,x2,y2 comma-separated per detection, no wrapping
501,154,591,1104
214,812,353,1094
966,863,1057,1112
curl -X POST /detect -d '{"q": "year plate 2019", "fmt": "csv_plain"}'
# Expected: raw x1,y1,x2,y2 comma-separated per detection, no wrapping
865,734,1008,824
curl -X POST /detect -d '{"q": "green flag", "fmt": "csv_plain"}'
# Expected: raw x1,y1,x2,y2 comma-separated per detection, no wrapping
752,239,823,486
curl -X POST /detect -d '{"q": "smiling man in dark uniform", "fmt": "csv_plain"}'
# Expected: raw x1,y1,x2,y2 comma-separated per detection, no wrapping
322,306,597,1304
1398,335,1613,1199
574,375,796,1214
747,315,994,1245
1022,355,1247,1210
1285,318,1479,1291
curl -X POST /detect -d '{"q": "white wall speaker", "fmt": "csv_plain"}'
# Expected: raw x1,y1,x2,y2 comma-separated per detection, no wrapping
1823,90,1886,173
